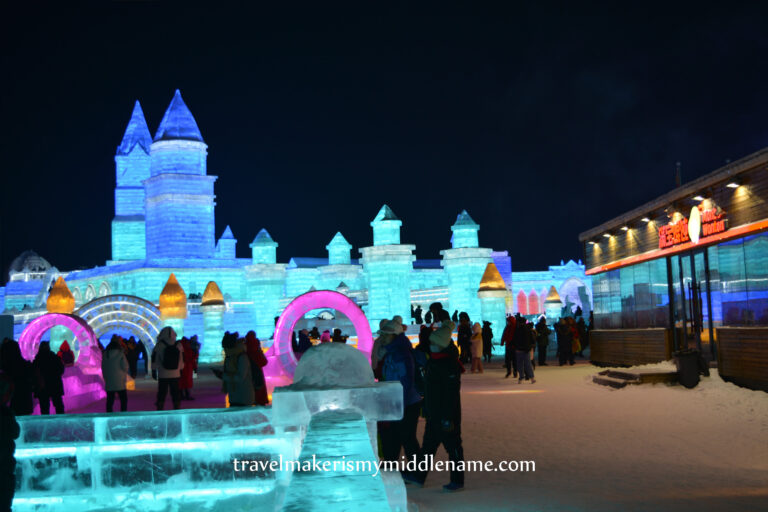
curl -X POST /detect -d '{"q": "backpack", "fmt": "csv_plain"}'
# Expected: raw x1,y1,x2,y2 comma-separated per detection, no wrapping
162,342,180,370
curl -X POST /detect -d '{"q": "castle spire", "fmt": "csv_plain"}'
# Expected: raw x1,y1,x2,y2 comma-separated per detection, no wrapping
153,89,204,142
117,100,152,155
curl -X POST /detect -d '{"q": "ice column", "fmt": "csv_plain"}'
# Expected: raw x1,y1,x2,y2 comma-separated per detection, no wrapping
247,229,287,340
477,262,509,342
544,286,563,323
440,210,492,322
360,205,415,331
200,281,225,363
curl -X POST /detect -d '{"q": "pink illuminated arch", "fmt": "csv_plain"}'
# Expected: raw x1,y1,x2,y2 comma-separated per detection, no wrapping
272,290,374,377
19,313,100,370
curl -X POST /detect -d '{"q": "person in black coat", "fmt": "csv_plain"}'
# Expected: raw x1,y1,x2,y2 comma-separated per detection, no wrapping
0,373,20,512
513,319,535,383
33,342,65,415
456,312,472,364
0,339,34,416
481,321,493,363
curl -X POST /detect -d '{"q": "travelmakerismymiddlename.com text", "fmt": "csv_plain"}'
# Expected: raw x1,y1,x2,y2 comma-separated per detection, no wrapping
232,455,535,478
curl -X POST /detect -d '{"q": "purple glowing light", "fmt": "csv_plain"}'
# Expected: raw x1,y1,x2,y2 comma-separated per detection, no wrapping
269,290,374,378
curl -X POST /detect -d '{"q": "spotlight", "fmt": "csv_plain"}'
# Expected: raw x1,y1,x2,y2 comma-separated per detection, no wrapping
603,233,612,239
588,241,596,245
621,226,629,231
641,217,651,223
726,181,740,189
693,195,705,201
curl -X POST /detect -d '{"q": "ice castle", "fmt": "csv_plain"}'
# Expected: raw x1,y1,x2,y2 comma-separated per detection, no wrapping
0,90,592,350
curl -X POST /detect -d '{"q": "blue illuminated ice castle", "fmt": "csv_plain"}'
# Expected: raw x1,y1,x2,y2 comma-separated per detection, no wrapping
1,91,592,348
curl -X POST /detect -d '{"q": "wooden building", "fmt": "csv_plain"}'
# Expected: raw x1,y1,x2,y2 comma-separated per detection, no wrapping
579,148,768,391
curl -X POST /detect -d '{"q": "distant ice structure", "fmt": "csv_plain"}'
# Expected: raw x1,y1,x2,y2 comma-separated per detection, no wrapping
14,338,405,511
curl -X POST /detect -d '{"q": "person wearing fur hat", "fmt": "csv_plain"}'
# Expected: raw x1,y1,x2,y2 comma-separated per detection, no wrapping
405,307,465,492
151,327,184,410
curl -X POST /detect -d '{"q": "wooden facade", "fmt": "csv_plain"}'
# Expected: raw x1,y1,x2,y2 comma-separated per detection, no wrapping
590,329,672,367
716,327,768,391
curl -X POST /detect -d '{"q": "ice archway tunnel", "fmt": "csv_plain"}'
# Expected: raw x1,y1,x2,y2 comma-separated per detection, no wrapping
270,290,374,378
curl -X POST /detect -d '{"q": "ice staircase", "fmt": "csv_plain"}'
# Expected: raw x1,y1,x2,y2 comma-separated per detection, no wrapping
592,369,678,389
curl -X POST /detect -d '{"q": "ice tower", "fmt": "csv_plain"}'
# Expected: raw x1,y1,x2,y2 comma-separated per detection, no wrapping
440,210,492,322
145,90,217,260
326,232,352,265
247,229,286,339
319,232,360,291
360,205,415,329
215,225,237,260
111,101,152,262
477,263,508,341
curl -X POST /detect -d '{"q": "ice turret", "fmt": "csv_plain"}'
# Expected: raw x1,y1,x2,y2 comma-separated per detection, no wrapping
477,263,508,341
46,277,75,314
112,101,151,262
450,210,480,249
250,228,278,264
326,232,352,265
215,225,237,259
370,205,402,245
159,273,187,337
201,281,226,363
145,90,217,260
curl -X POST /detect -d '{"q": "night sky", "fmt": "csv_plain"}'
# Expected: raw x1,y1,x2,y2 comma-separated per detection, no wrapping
3,2,768,280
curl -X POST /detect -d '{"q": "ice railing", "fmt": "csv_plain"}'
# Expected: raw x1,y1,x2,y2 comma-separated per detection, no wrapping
13,381,406,512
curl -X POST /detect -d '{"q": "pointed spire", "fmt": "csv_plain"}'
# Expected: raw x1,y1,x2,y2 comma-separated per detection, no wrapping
326,232,352,249
153,89,204,142
46,276,75,314
220,225,235,240
250,228,277,247
201,281,225,306
372,204,400,223
478,263,506,292
544,286,562,304
159,273,187,319
452,210,479,228
117,100,152,155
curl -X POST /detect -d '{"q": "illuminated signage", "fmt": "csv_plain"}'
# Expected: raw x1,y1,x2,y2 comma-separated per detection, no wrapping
658,205,727,249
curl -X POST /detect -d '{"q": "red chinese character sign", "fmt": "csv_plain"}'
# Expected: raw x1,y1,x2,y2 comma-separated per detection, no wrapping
658,205,728,249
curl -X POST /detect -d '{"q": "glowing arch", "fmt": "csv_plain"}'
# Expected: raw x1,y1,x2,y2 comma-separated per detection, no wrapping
272,290,373,377
528,290,540,315
517,290,528,315
76,295,162,350
19,313,99,367
98,281,111,297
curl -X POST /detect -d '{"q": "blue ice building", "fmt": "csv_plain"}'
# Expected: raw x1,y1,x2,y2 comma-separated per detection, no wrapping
1,90,592,349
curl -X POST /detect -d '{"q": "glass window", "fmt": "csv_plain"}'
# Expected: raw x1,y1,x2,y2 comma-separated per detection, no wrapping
650,258,670,328
717,238,749,326
619,266,636,328
744,232,768,325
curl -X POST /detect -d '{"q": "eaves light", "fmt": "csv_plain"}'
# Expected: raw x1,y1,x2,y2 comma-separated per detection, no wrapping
693,195,705,202
603,233,612,239
621,226,629,231
726,181,740,189
641,217,651,223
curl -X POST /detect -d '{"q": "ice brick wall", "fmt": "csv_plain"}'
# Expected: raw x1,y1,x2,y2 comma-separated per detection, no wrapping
13,407,299,512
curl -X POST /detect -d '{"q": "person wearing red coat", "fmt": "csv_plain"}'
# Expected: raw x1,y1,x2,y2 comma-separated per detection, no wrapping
245,331,269,406
179,337,198,400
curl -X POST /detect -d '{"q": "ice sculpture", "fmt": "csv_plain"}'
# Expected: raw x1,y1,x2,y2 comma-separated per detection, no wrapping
14,343,406,511
18,313,105,411
269,290,374,379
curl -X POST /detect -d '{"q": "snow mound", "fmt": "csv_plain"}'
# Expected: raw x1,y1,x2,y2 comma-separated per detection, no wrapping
291,342,375,389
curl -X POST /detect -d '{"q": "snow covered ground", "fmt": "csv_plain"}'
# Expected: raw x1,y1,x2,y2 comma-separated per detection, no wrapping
406,361,768,512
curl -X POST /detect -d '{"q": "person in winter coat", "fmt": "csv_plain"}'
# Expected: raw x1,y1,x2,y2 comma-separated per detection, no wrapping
535,317,551,366
295,329,312,359
377,320,422,462
136,340,148,376
481,321,493,363
513,319,535,384
331,328,346,343
222,336,254,407
0,340,34,416
57,340,75,367
406,307,465,491
470,322,483,373
0,373,20,512
151,327,185,410
245,331,269,406
101,335,129,412
456,313,472,364
371,319,390,377
124,337,139,378
556,318,575,366
320,330,331,343
179,337,198,400
33,341,65,415
500,316,518,378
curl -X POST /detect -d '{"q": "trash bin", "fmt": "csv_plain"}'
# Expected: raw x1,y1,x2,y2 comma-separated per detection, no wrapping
675,349,701,389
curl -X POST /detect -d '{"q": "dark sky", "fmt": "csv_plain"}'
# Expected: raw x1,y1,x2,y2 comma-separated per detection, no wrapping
3,2,768,280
